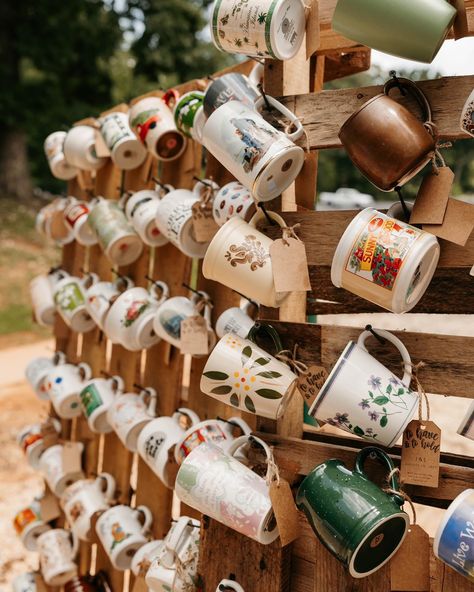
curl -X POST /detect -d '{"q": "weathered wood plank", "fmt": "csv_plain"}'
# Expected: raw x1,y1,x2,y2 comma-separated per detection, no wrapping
323,46,371,83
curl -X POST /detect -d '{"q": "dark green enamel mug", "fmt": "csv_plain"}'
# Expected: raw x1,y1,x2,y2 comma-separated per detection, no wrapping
296,446,409,578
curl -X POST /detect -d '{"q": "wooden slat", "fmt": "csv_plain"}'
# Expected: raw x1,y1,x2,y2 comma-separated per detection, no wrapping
323,46,371,83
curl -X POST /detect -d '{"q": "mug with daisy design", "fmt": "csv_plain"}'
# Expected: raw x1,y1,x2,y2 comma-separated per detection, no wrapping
309,328,418,447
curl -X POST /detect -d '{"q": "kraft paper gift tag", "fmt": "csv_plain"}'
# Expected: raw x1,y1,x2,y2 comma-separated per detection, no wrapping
270,237,311,293
34,573,48,592
400,420,441,488
305,0,320,58
39,489,61,522
192,200,219,243
390,525,430,591
297,365,328,407
410,167,454,225
269,478,300,546
180,316,209,356
62,441,83,473
423,198,474,246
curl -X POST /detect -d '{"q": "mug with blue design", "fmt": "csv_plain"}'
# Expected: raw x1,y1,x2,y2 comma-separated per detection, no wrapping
212,181,256,227
44,362,92,419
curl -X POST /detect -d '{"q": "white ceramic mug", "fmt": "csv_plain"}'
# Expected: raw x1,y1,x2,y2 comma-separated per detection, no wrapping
457,400,474,441
36,199,75,245
145,516,200,592
52,273,96,333
88,199,144,267
39,443,85,496
202,100,304,202
137,408,200,488
85,275,134,331
37,528,79,586
174,90,206,142
11,572,37,592
212,181,256,227
215,303,256,339
64,125,107,171
44,131,78,180
174,416,251,465
25,352,65,400
63,198,98,246
216,581,245,592
99,111,147,170
461,89,474,137
79,375,124,434
17,418,62,469
104,282,169,351
175,435,279,544
95,504,153,570
203,210,290,308
107,388,157,451
131,539,165,577
29,274,56,327
309,328,418,447
43,362,92,419
60,473,116,542
122,188,169,247
129,96,187,161
13,500,51,551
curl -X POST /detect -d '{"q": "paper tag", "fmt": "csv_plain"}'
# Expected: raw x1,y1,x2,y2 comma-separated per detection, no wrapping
41,418,59,449
400,420,441,487
180,315,209,355
305,0,320,58
390,525,430,591
269,478,300,547
39,490,61,522
132,576,148,592
270,238,311,293
62,442,83,473
297,365,328,407
423,198,474,246
94,129,111,157
192,201,219,243
35,573,48,592
410,167,453,225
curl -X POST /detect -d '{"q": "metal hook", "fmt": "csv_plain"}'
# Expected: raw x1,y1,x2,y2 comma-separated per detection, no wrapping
389,70,407,97
100,370,113,379
232,290,259,309
181,283,212,305
247,55,265,65
257,83,272,111
192,176,214,188
365,324,386,345
394,186,410,222
151,177,170,192
257,202,278,226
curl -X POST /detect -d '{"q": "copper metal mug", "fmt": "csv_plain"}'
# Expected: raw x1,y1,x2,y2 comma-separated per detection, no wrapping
339,78,437,191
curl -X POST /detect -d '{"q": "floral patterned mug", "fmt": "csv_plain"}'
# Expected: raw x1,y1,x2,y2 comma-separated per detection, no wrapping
309,328,418,447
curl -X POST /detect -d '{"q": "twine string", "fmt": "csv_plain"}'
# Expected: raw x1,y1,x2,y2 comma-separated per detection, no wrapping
279,117,311,153
137,559,152,578
403,361,430,421
194,294,214,314
276,344,309,376
199,178,216,209
383,467,417,525
280,223,302,246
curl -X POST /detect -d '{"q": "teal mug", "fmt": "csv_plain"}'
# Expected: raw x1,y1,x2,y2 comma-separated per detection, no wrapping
332,0,457,64
296,447,409,578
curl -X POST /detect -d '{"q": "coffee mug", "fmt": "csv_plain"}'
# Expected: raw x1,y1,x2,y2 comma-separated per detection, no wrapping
63,198,98,246
203,100,304,202
39,443,85,496
60,473,116,541
17,418,62,468
434,489,474,582
340,78,437,192
331,208,440,313
25,352,65,400
174,416,251,465
176,435,278,544
310,328,418,447
122,188,169,247
296,446,409,578
95,504,153,570
201,326,297,419
64,125,107,171
211,0,306,60
145,516,200,592
212,181,256,227
51,272,96,333
44,131,78,180
216,581,245,592
203,209,290,308
99,111,147,170
103,282,169,351
29,274,56,327
215,302,256,339
107,388,157,451
332,0,456,63
12,572,37,592
457,401,474,441
88,199,143,266
36,199,75,245
79,375,124,434
461,89,474,138
129,96,187,161
137,408,201,488
174,91,206,142
85,275,134,331
43,362,92,419
131,539,165,577
13,500,51,551
37,528,79,586
153,292,215,352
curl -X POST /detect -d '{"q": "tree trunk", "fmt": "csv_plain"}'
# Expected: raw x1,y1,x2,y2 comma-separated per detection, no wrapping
0,127,33,200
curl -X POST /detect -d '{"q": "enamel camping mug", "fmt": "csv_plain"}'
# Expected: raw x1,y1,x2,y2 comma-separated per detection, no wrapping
203,210,290,308
17,418,62,468
339,78,437,191
434,489,474,582
332,0,456,63
36,199,75,245
44,362,92,419
44,131,78,180
25,351,65,400
123,188,169,247
63,198,98,246
39,442,85,496
175,435,279,544
64,125,107,171
30,274,56,327
52,272,96,333
37,528,79,586
174,91,206,142
309,328,418,447
215,302,256,339
211,0,306,60
99,111,147,170
331,208,440,313
13,500,50,551
296,447,409,578
203,100,304,202
85,275,134,331
212,181,256,227
131,539,164,577
79,375,124,434
107,388,157,451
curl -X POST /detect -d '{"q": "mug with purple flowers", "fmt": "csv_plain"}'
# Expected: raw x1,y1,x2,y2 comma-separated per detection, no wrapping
309,328,418,447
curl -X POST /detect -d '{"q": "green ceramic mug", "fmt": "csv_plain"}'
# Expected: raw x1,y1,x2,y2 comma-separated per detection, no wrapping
332,0,457,64
296,446,409,578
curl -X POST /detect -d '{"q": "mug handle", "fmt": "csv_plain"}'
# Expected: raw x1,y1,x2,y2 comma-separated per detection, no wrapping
254,95,304,142
227,434,274,482
162,516,192,568
162,89,180,109
53,351,67,365
115,275,135,292
97,472,116,502
354,446,404,507
77,362,92,382
248,209,286,229
150,281,170,305
218,581,245,592
51,418,62,434
135,505,153,535
82,273,99,290
227,417,251,435
140,388,158,416
248,63,264,87
356,328,412,386
173,407,201,427
247,322,283,357
109,375,125,394
383,78,435,136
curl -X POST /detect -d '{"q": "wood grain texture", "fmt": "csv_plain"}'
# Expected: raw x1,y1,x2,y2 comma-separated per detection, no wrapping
323,46,371,83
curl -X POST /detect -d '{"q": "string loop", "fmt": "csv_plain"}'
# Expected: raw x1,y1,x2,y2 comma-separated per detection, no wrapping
276,344,309,376
383,467,417,525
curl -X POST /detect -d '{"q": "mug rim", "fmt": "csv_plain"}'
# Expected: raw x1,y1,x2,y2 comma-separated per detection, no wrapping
433,488,474,559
